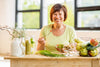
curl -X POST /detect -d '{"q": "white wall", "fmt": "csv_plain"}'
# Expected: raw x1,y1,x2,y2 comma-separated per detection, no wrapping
0,0,15,54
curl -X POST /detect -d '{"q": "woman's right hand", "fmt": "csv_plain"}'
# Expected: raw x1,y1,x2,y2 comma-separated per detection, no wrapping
38,37,45,45
37,37,45,50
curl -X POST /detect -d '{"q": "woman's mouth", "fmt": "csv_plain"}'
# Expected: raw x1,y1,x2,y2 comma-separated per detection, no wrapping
55,19,61,22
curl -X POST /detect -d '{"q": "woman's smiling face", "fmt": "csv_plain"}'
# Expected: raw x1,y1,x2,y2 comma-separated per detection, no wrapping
52,9,64,24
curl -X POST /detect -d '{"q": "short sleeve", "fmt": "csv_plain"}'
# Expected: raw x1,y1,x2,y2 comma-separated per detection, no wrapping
39,26,46,39
69,27,76,43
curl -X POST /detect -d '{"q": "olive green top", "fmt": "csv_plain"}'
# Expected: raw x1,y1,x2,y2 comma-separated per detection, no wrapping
39,24,76,53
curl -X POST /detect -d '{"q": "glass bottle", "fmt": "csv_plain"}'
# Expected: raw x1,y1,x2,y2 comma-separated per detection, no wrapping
25,37,31,55
30,36,36,54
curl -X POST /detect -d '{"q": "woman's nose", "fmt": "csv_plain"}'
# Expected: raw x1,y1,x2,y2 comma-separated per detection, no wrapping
56,14,60,18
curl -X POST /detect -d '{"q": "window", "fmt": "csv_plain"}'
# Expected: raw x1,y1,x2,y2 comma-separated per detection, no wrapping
75,0,100,30
16,0,43,29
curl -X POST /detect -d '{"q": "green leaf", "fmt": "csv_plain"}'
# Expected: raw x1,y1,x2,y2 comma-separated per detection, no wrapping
87,42,100,50
36,50,65,57
30,38,35,44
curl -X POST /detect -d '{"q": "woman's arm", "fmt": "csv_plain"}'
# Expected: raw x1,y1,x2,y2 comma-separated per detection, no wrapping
37,37,45,51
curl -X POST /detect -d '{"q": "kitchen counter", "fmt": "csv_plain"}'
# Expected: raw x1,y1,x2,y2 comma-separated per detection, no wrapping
4,54,100,67
4,54,100,60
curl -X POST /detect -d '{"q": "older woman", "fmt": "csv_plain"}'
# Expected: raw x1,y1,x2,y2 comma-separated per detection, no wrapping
37,4,76,53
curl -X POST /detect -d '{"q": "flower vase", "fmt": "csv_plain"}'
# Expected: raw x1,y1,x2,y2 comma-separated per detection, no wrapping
11,38,24,57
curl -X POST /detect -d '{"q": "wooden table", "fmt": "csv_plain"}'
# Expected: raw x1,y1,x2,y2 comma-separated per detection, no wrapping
4,54,100,67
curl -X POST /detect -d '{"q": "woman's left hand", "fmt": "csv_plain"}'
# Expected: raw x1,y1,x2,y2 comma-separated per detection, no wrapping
55,44,64,53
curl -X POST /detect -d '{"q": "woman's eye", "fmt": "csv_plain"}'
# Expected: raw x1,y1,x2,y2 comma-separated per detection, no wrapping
54,14,57,16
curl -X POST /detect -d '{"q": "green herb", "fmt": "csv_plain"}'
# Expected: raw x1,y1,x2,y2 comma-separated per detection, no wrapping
36,50,65,57
30,38,35,44
87,42,100,50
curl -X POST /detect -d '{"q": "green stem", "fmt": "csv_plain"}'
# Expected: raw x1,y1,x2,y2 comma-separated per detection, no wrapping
87,42,100,50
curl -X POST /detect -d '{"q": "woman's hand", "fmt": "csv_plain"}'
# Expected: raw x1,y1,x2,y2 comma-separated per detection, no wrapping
56,44,64,53
38,37,45,45
37,37,45,50
56,47,64,53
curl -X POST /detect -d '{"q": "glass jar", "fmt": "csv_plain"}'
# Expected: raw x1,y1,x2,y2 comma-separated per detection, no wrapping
25,36,36,55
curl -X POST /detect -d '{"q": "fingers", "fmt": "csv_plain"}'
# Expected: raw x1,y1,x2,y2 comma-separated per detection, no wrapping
56,47,64,53
38,37,45,45
38,37,45,41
